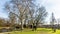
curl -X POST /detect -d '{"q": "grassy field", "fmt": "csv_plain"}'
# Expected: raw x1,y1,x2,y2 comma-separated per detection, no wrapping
2,28,60,34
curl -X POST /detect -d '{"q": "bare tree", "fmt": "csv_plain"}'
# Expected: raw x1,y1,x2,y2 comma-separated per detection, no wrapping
0,18,5,26
9,12,16,27
4,0,48,31
4,0,36,30
33,6,48,30
50,12,56,32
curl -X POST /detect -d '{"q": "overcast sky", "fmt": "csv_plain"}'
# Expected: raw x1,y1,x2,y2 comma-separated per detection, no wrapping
36,0,60,22
0,0,60,21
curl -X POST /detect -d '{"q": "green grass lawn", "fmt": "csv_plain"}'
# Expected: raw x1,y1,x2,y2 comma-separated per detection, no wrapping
3,28,60,34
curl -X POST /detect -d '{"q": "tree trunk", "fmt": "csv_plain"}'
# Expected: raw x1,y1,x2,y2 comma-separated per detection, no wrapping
21,20,23,30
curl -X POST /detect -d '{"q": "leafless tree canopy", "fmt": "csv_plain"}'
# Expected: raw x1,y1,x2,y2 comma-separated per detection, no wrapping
4,0,48,30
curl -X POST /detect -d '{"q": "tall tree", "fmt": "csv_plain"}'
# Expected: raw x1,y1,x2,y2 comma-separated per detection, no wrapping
4,0,48,31
33,6,47,30
4,0,36,30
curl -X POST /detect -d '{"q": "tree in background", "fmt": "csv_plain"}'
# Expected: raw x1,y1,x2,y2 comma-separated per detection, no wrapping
57,19,60,29
0,18,5,26
0,18,9,27
50,12,56,32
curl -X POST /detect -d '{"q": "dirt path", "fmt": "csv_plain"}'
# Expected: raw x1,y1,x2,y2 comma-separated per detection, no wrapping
0,32,11,34
0,33,5,34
